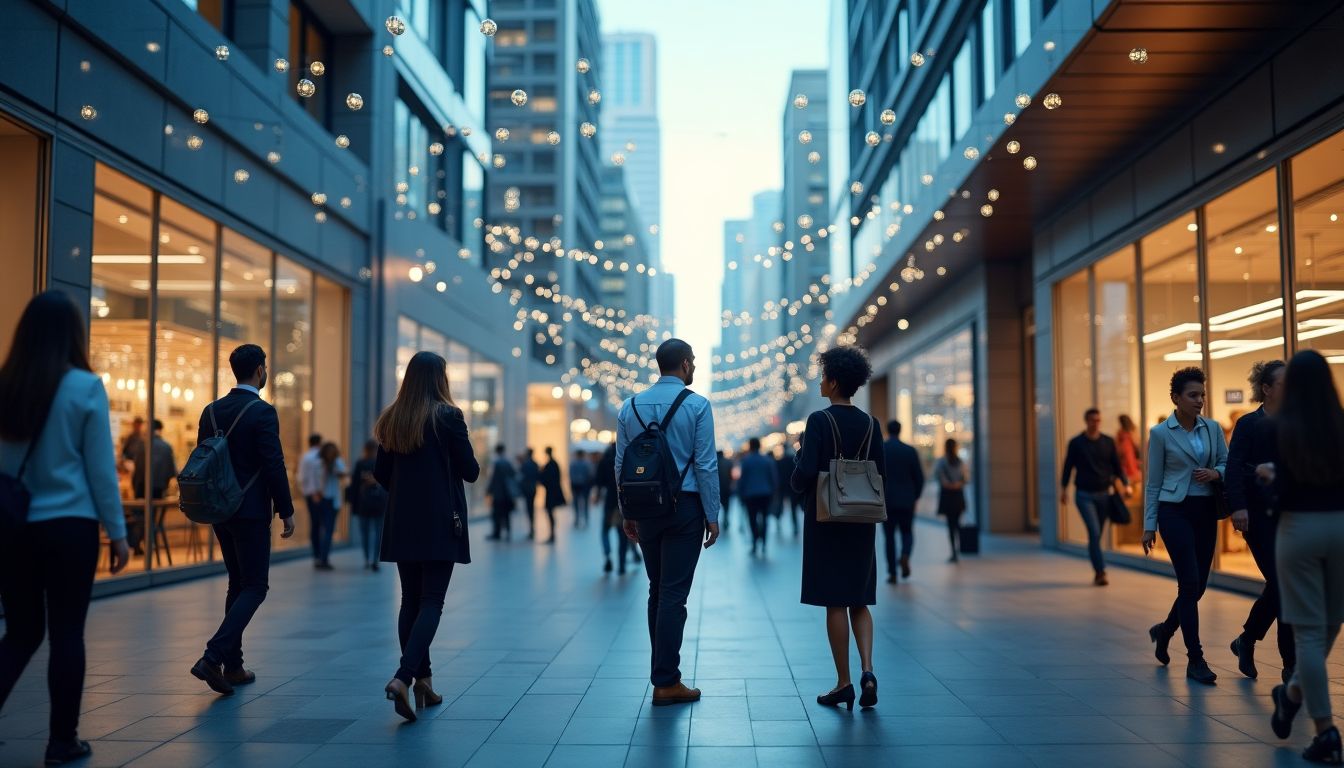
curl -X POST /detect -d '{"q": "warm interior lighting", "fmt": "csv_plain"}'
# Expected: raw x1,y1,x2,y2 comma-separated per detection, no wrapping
92,254,207,265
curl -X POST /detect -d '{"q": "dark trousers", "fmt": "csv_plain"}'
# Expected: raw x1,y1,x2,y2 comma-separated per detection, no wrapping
206,517,271,670
357,515,383,564
573,486,590,525
600,502,631,565
943,512,961,557
0,518,99,742
718,493,731,532
1158,496,1218,661
543,504,558,537
882,506,914,576
307,497,337,564
491,499,513,538
636,494,706,687
523,490,538,534
745,496,771,548
1244,510,1295,666
395,561,455,685
1075,490,1111,574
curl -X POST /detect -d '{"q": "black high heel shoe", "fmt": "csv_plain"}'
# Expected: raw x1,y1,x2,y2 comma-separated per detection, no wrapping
859,671,878,709
817,684,856,711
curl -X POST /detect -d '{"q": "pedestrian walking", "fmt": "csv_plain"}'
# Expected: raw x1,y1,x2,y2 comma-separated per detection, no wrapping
519,448,540,539
315,441,347,568
791,344,884,711
881,420,924,583
1224,360,1294,681
540,446,566,544
776,446,801,535
298,432,328,568
716,449,734,535
1144,366,1226,686
616,339,720,707
189,343,297,696
739,438,777,556
596,442,631,573
486,444,517,540
934,439,969,562
0,291,132,766
373,351,480,722
1261,351,1344,763
351,439,387,571
571,449,594,528
1060,408,1131,586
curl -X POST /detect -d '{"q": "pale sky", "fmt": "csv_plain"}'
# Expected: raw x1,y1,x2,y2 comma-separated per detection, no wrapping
595,0,829,385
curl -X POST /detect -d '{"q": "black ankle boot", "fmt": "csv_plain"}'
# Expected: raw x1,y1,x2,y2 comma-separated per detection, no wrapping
1230,635,1258,679
1186,658,1217,685
1149,624,1173,666
1303,726,1342,764
44,739,92,765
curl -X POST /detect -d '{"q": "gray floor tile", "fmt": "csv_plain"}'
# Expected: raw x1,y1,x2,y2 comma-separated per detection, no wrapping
558,717,637,745
464,743,553,768
545,744,628,767
624,745,686,768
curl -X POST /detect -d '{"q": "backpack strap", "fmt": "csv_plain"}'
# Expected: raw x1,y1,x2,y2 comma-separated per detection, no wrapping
210,399,262,492
224,400,260,438
659,389,694,431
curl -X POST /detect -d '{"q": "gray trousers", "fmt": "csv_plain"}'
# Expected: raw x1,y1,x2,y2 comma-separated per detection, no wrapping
1277,510,1344,719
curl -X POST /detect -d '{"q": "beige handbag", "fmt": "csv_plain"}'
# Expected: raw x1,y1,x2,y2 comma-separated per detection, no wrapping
815,411,887,523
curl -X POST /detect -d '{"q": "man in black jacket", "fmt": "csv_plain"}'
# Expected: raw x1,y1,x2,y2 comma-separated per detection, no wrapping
1060,408,1130,586
519,448,540,539
190,344,296,696
882,421,925,583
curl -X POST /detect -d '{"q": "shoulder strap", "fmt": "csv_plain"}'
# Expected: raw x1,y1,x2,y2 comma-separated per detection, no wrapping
859,417,875,458
660,389,694,431
822,410,843,459
223,399,260,439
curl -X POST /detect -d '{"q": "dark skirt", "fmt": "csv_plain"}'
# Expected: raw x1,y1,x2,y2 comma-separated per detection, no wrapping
937,488,966,518
801,490,877,607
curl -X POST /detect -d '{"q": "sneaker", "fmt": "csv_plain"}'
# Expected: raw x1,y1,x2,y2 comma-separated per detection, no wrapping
1303,726,1343,764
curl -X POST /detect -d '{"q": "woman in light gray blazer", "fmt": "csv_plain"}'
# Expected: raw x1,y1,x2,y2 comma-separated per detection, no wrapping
1144,366,1227,686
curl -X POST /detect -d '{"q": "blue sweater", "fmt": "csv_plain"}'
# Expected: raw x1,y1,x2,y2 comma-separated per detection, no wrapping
0,369,128,540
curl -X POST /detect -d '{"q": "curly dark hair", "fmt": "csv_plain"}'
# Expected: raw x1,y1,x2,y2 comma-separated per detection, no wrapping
819,345,872,398
1248,360,1285,404
1169,366,1206,399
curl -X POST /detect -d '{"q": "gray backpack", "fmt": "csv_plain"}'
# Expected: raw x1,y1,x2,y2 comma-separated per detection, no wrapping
178,400,260,524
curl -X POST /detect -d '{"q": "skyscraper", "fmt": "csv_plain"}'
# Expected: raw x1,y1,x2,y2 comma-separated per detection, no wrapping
600,32,661,269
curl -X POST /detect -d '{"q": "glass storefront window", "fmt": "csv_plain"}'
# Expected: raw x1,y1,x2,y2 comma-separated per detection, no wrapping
218,229,273,400
1141,212,1200,429
273,256,313,551
1292,130,1344,390
1093,247,1143,554
1055,269,1092,548
896,329,976,522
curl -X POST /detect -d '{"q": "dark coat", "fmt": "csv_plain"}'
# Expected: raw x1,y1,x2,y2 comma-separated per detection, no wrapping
374,406,480,564
881,437,925,510
1225,407,1270,516
540,458,566,509
195,388,294,521
519,458,540,497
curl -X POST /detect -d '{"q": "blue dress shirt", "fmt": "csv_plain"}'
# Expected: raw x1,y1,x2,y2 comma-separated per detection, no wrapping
615,376,722,523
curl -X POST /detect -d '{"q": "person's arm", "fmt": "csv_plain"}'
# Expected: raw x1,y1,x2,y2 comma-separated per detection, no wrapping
256,406,295,519
1143,429,1165,534
790,413,823,494
692,400,721,525
443,408,480,483
1108,438,1127,495
614,402,628,483
1060,438,1075,496
910,449,925,500
81,381,128,542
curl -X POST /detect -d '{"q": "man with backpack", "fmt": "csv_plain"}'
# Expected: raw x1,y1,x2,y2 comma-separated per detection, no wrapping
187,344,295,696
616,338,720,707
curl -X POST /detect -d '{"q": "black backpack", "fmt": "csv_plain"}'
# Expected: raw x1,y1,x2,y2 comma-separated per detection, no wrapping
618,389,694,521
178,400,259,524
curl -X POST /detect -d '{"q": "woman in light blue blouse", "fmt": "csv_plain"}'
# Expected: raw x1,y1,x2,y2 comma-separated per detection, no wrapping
0,291,131,765
1144,367,1227,686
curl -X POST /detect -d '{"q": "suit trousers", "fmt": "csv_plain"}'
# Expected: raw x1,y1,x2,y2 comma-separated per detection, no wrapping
206,517,272,670
882,506,914,576
745,495,771,548
0,518,99,742
307,497,337,564
636,494,706,687
1158,496,1218,661
1243,509,1294,667
395,561,455,685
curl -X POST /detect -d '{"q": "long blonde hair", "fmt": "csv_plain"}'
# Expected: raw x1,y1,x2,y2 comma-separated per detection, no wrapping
375,351,456,453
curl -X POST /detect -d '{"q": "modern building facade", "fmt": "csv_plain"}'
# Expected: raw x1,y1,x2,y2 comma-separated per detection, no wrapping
815,0,1344,591
0,0,529,594
600,33,660,264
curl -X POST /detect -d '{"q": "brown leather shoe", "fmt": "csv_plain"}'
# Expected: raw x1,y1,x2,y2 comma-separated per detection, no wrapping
652,682,701,706
223,668,256,686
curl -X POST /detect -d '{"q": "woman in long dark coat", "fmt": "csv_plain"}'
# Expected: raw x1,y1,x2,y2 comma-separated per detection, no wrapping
539,446,566,544
374,351,480,722
791,345,885,712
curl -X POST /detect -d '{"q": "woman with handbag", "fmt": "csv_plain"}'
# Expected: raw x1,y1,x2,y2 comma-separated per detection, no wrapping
934,439,969,563
791,345,886,711
374,351,480,721
1143,366,1227,686
0,291,131,765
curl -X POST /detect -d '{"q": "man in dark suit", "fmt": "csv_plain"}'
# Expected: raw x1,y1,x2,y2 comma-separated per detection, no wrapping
519,448,540,540
190,344,296,696
882,420,925,583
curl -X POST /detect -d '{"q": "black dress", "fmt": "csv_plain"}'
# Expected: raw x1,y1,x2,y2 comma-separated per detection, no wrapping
791,405,884,607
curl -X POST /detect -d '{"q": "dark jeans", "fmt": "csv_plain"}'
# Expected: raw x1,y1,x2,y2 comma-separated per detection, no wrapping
523,489,538,534
307,497,337,564
395,561,455,685
745,496,771,548
882,506,914,576
1158,496,1218,661
1244,509,1295,667
600,502,631,565
1074,490,1111,574
491,498,513,538
718,494,731,532
943,512,962,557
573,486,591,525
0,518,99,742
206,517,272,670
636,494,706,687
357,515,383,564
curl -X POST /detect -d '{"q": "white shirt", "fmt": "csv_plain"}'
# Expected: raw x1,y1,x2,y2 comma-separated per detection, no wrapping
299,446,323,497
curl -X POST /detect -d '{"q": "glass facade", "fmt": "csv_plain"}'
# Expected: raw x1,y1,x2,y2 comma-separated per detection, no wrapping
1053,127,1344,578
892,328,976,521
90,164,350,580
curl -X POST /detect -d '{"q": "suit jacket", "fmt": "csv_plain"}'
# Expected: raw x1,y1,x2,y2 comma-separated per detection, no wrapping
519,459,539,496
737,452,777,500
375,405,480,563
1224,407,1273,516
196,388,294,521
1143,413,1228,531
882,437,925,509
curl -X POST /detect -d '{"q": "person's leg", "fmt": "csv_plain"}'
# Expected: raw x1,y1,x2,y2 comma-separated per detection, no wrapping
306,497,321,560
1243,513,1289,667
1157,503,1202,659
0,526,46,718
881,517,898,579
395,561,423,677
638,517,668,679
946,513,959,559
396,561,454,684
1075,491,1106,574
849,606,874,674
649,505,704,688
322,499,339,564
1289,623,1339,730
825,607,851,688
600,518,613,557
205,519,271,671
39,519,99,742
759,503,770,553
898,508,914,563
545,504,557,541
745,498,760,546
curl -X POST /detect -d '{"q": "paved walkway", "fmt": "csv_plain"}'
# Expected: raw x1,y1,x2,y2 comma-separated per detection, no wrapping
0,509,1337,767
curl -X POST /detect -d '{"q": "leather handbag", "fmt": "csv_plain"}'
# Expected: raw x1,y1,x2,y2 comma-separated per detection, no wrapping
815,411,887,524
1106,492,1132,525
0,412,50,534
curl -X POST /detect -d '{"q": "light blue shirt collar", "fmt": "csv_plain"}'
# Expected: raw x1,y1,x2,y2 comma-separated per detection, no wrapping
234,384,260,395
